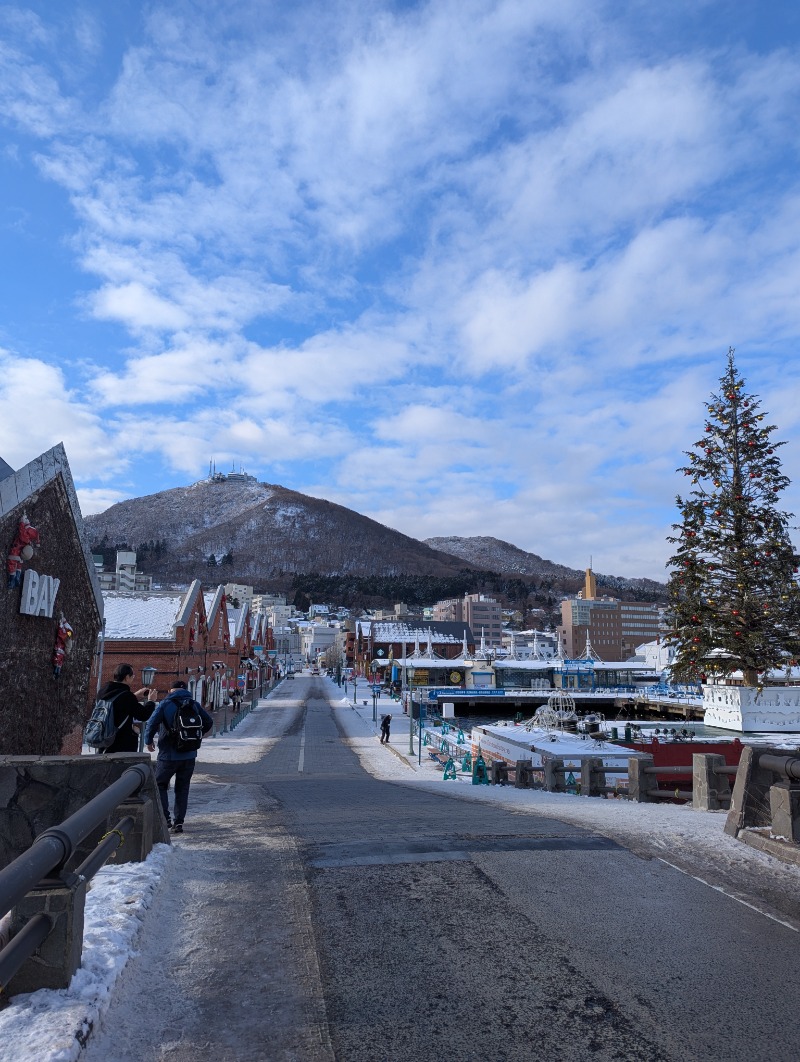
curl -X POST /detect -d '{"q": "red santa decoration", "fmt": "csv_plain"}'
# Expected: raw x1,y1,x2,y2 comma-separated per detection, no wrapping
7,514,40,589
53,615,73,677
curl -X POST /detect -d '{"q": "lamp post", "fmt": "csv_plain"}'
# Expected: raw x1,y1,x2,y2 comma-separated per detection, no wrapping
138,666,158,751
407,665,416,754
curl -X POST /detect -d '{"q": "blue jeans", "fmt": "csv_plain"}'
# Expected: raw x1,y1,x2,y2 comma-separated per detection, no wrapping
155,758,196,824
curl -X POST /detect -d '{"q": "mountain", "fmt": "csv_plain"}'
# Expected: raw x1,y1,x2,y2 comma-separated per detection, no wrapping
84,478,471,584
84,479,666,602
423,536,665,597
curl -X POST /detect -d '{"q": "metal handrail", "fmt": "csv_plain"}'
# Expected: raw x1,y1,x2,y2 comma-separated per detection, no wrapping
0,914,52,990
758,754,800,782
0,763,150,923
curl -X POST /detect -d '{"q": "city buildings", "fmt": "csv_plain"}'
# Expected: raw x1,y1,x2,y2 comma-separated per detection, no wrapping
432,594,504,648
94,549,153,592
557,568,661,662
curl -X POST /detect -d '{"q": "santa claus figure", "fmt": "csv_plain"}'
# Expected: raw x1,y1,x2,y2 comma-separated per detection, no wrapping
53,616,74,677
7,514,40,589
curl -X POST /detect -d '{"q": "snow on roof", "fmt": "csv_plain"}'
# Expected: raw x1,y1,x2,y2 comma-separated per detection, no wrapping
227,603,249,639
103,591,186,639
494,658,656,671
203,585,225,622
362,621,468,644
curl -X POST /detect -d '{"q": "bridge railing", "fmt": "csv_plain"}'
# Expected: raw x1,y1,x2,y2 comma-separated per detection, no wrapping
0,763,157,998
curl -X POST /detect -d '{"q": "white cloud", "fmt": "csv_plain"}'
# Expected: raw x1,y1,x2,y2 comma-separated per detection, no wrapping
0,351,125,479
76,486,129,516
2,3,800,577
91,281,190,331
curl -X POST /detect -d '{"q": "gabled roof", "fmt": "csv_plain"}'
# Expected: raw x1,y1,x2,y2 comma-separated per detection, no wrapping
176,580,204,628
227,603,249,641
103,579,203,640
203,584,226,624
0,442,102,616
103,591,187,640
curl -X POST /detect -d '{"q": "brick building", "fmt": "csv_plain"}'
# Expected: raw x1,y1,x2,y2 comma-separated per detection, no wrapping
0,444,103,755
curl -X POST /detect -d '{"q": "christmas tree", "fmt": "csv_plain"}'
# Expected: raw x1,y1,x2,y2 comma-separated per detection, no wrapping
667,348,800,686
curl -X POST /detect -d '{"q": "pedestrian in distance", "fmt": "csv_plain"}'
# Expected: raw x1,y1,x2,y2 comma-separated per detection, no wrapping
380,712,392,744
144,681,213,834
95,663,156,754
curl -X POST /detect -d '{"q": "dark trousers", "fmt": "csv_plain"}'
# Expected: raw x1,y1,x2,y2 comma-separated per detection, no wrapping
380,728,390,743
155,758,196,824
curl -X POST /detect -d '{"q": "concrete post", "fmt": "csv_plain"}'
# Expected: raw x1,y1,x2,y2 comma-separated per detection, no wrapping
544,757,564,792
581,757,605,797
725,745,779,837
769,784,800,843
114,797,156,864
627,755,656,802
8,872,87,994
692,753,731,811
515,759,532,789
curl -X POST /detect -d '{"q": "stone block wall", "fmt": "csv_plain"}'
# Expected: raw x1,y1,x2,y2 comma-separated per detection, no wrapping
0,753,169,872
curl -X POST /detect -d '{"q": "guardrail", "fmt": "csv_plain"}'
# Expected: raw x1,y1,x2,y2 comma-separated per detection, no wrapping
477,751,740,811
725,747,800,850
0,763,156,997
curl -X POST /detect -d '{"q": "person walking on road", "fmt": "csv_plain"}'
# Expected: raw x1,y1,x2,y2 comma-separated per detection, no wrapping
144,681,213,834
380,712,392,744
96,663,156,754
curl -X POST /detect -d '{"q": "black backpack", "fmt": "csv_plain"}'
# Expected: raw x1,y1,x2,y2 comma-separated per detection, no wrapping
84,692,128,749
166,696,205,752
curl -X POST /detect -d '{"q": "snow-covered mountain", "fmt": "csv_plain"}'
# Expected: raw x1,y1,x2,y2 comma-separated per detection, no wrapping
85,479,665,596
84,478,471,583
424,536,664,595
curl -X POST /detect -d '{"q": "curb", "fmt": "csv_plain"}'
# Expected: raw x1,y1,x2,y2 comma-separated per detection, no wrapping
738,828,800,868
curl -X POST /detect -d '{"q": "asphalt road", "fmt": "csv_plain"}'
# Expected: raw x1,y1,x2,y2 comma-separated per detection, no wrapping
86,676,800,1062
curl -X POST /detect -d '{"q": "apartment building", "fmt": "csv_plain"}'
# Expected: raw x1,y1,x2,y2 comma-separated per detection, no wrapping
463,594,504,649
431,594,504,649
557,567,661,661
95,550,153,592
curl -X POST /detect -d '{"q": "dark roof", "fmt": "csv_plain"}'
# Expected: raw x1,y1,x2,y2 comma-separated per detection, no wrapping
0,457,14,482
362,620,475,644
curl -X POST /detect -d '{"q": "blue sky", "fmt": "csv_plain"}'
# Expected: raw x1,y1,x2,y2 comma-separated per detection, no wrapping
3,1,800,580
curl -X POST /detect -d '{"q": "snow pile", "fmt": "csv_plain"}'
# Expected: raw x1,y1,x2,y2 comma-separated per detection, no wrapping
0,845,171,1062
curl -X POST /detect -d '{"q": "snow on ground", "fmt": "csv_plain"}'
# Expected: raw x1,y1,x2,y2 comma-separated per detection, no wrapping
0,687,297,1061
0,846,171,1062
4,676,800,1060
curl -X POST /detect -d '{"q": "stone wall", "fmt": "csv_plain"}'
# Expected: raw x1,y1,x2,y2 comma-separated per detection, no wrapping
0,753,169,871
1,473,102,754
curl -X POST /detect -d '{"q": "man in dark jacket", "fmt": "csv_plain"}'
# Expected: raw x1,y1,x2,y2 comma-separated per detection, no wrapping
96,663,156,754
144,681,213,834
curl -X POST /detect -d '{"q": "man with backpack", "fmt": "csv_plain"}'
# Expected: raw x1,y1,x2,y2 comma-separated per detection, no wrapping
90,663,156,754
143,681,213,834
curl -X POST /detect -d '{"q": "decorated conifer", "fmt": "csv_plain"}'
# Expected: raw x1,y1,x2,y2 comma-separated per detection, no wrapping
667,348,800,686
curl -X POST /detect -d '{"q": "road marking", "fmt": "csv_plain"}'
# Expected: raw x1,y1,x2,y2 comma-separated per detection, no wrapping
298,724,306,773
658,858,798,932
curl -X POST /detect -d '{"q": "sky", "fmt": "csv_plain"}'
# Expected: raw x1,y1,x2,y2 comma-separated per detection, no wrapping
3,1,800,580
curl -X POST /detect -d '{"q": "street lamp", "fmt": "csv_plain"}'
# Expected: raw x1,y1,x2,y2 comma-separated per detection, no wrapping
407,665,416,754
141,665,157,690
